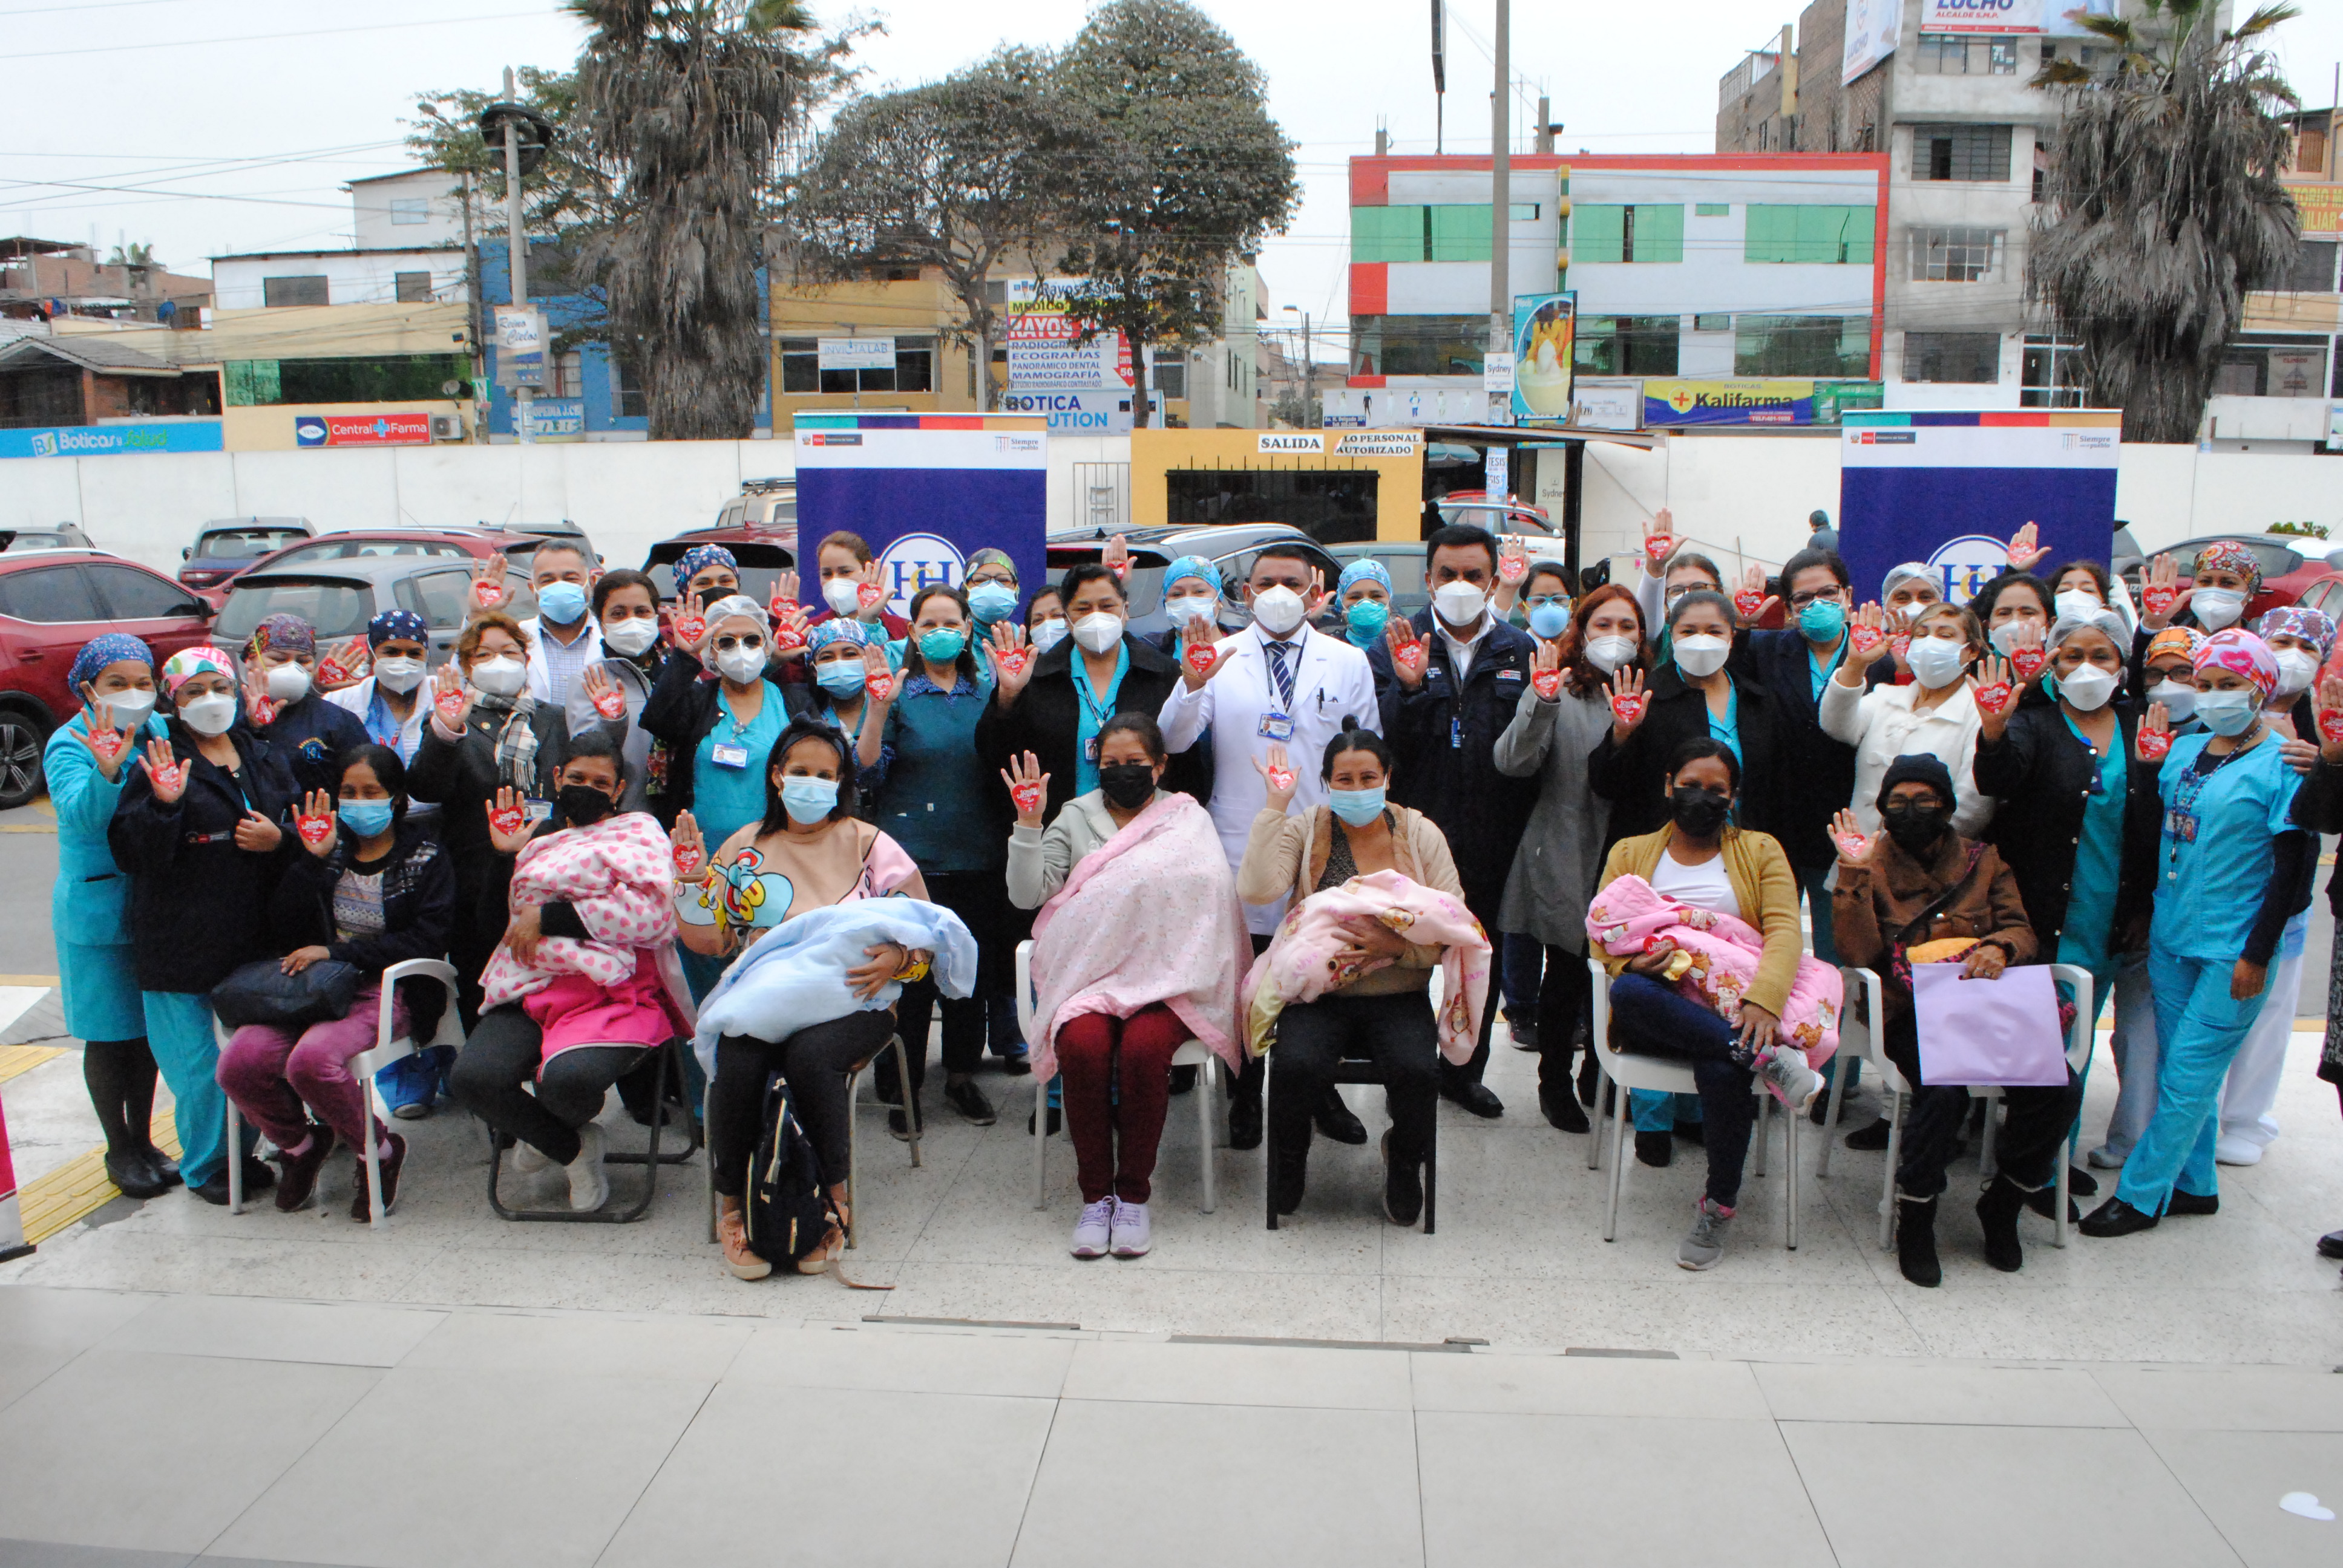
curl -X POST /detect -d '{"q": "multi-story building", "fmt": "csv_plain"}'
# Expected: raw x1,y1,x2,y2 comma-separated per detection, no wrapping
2215,110,2342,451
0,237,211,325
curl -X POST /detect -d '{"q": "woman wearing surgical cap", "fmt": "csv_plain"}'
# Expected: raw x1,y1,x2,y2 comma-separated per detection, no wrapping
2138,540,2262,639
48,634,177,1196
2084,629,2315,1238
963,549,1023,635
1331,559,1392,650
244,612,369,797
1152,555,1225,655
107,646,298,1204
673,543,741,610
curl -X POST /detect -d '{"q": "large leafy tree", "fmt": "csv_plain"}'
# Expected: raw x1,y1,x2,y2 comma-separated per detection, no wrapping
565,0,853,440
2030,1,2303,443
1052,0,1297,426
791,50,1090,411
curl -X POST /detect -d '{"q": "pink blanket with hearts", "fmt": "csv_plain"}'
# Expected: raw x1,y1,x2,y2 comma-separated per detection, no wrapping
1241,870,1491,1064
1585,874,1842,1063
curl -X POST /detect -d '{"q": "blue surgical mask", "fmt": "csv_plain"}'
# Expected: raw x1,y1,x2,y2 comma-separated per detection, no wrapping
1328,786,1386,826
1527,600,1570,641
1798,596,1847,642
780,775,840,824
816,659,865,697
536,581,589,626
967,581,1017,622
337,798,395,838
2194,689,2259,736
1344,598,1389,647
917,629,968,665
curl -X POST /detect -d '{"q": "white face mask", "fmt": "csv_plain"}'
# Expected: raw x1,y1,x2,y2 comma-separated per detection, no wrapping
1673,633,1730,679
470,656,527,698
822,577,863,617
1584,634,1637,673
2273,648,2319,696
2148,680,2195,723
1164,594,1216,628
2195,688,2259,736
264,662,312,702
1989,619,2041,657
1031,617,1069,654
2191,587,2245,630
2057,663,2117,712
371,656,426,694
1251,584,1307,636
179,691,237,736
1906,635,1970,689
2053,589,2102,624
92,687,156,729
716,645,767,685
1432,580,1487,629
1072,611,1124,655
602,617,659,657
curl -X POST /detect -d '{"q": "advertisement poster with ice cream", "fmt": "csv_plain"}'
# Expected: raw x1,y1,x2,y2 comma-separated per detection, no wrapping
1510,292,1576,425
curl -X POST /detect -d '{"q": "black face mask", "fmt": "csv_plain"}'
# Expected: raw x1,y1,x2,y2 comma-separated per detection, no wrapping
1669,785,1731,838
1881,800,1948,857
1098,762,1156,810
695,585,729,610
559,783,617,827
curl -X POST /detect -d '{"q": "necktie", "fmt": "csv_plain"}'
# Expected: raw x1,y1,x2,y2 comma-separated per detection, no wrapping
1267,637,1296,711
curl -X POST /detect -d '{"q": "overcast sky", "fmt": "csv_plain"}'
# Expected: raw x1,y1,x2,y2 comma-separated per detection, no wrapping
7,0,2341,356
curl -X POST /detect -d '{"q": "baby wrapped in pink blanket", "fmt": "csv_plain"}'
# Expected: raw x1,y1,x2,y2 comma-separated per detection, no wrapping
1242,869,1491,1063
1585,873,1843,1064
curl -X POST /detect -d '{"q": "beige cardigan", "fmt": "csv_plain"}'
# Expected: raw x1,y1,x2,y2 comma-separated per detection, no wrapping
1236,803,1466,993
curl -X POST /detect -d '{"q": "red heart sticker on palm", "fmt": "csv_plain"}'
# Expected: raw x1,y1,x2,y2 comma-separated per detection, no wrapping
248,694,278,728
1183,642,1217,678
1010,780,1044,815
592,687,626,720
435,688,467,724
1891,635,1912,664
856,583,885,612
1644,535,1675,565
2320,710,2343,745
1266,765,1296,792
490,805,526,838
865,672,894,702
670,612,706,647
2143,585,2177,616
1734,589,1765,619
1610,691,1647,726
89,727,123,760
772,620,805,653
768,589,791,621
475,581,505,608
151,759,186,794
316,648,362,687
1111,559,1130,580
1850,625,1885,655
673,841,706,880
2010,647,2046,681
1532,668,1563,700
1974,680,2015,715
296,812,333,848
1498,547,1529,584
2136,728,2172,761
1395,643,1426,678
997,646,1033,678
1834,831,1870,860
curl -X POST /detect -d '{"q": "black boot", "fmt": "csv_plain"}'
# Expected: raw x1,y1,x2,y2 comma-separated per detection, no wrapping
1976,1177,2028,1273
1633,1129,1673,1167
1843,1115,1892,1152
1895,1193,1941,1287
1314,1086,1368,1145
1538,1083,1590,1133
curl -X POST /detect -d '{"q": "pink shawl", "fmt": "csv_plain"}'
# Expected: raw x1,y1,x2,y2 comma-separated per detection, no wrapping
481,811,683,1019
1585,873,1842,1063
1027,793,1247,1084
1241,869,1491,1065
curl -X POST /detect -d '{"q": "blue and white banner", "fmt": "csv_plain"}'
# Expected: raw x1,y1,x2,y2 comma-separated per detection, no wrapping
0,420,223,459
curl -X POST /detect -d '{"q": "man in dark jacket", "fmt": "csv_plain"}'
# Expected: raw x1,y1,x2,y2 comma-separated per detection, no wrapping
1371,523,1538,1117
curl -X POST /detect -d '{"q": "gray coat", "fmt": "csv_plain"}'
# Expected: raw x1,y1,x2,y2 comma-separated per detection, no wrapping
1493,678,1614,952
566,654,660,815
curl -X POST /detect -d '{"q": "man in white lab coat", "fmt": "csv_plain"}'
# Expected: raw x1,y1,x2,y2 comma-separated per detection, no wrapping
1158,541,1382,1147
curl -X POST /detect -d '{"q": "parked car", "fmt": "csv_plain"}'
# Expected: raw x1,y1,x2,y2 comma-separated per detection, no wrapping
1048,523,1343,639
713,477,796,533
643,528,798,606
179,517,315,596
2,524,95,552
479,519,597,564
1433,491,1561,538
216,529,541,664
0,549,218,808
2118,531,2343,623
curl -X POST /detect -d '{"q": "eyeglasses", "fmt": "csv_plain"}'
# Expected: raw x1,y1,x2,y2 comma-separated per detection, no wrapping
1786,587,1846,609
713,635,765,652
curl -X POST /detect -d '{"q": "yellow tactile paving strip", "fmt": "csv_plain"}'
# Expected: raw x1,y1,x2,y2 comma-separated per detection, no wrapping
18,1114,183,1245
0,1045,64,1083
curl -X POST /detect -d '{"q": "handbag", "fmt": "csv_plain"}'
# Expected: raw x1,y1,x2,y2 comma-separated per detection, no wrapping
209,957,361,1031
1912,962,2070,1087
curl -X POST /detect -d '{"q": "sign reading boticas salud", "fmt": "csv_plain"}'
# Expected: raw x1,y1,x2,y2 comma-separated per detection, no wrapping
0,420,224,459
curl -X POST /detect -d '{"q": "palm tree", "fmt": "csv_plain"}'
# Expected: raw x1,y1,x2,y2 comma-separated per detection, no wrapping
2029,1,2303,444
565,0,848,440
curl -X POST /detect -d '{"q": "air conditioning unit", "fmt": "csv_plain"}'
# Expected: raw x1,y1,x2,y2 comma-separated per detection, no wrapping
430,415,460,441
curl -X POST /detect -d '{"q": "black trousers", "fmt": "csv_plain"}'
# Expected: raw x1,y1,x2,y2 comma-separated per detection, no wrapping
1437,888,1506,1091
1270,990,1440,1167
888,867,1003,1093
1532,943,1594,1098
708,1011,896,1196
1884,1024,2082,1201
448,1004,644,1166
1231,931,1274,1110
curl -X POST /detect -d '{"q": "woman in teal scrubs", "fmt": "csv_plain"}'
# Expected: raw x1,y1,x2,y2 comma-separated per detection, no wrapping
2085,629,2314,1237
46,634,177,1196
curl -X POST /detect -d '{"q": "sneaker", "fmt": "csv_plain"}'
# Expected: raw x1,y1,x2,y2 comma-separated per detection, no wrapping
391,1100,434,1122
1070,1197,1115,1258
718,1205,771,1280
888,1103,923,1142
2086,1143,2129,1170
1678,1196,1732,1270
2214,1135,2263,1167
1507,1019,1539,1051
565,1122,609,1212
995,1049,1032,1076
944,1079,997,1126
1843,1116,1892,1152
1109,1198,1152,1257
510,1137,551,1175
349,1134,404,1221
1758,1043,1824,1113
273,1128,333,1214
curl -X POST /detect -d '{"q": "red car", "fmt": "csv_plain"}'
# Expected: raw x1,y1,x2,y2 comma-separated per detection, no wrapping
0,549,220,808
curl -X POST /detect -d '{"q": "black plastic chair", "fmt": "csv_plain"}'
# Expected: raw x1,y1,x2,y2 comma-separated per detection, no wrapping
1262,1050,1437,1233
484,1038,696,1224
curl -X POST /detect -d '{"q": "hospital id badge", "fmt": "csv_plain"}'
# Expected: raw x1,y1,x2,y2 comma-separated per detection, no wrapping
2164,808,2198,843
523,797,554,825
1083,736,1099,763
710,742,750,769
1257,711,1294,742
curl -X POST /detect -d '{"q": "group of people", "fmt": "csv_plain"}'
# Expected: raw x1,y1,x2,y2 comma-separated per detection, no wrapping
43,516,2343,1286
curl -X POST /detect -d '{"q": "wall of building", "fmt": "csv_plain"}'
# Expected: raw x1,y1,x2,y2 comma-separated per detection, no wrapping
211,251,468,310
350,170,468,250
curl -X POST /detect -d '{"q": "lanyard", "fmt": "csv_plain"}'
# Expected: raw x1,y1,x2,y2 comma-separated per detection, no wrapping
1070,646,1122,727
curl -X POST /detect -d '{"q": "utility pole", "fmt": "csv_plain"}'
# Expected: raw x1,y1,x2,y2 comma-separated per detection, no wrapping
1487,0,1510,428
459,168,483,442
1301,313,1314,429
501,66,533,445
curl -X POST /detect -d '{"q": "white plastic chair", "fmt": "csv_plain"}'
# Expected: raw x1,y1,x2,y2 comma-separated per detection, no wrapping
1015,939,1224,1213
700,1031,920,1250
220,958,461,1229
1584,956,1801,1249
1824,961,2092,1252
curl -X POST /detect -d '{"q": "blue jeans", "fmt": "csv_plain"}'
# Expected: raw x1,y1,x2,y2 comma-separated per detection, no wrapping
2115,945,2272,1214
1608,974,1757,1207
1499,932,1543,1024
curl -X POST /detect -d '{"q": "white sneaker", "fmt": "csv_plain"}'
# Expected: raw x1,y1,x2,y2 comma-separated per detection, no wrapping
565,1122,609,1211
1070,1197,1114,1258
2085,1143,2128,1171
1109,1198,1152,1258
1759,1043,1825,1113
511,1138,551,1175
2214,1134,2264,1168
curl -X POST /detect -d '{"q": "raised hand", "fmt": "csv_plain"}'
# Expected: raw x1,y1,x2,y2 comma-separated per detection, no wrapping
860,643,896,705
1303,567,1332,620
1177,616,1227,691
315,636,368,690
430,661,472,733
294,788,338,858
2135,700,2173,763
1970,653,2017,740
1735,563,1777,627
1607,665,1650,741
468,551,510,613
1829,807,1876,866
77,701,128,777
670,810,708,880
1385,618,1427,689
485,785,532,854
1530,635,1565,701
2002,621,2047,684
1103,533,1130,580
1844,602,1890,670
581,663,627,722
2140,554,2189,630
2315,673,2343,763
241,668,278,730
988,621,1037,702
141,737,186,803
1000,750,1050,826
2006,521,2051,574
1253,741,1298,812
1641,508,1677,575
770,598,811,658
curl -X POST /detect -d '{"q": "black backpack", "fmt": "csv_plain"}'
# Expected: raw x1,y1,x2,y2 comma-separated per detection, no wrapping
744,1071,834,1269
